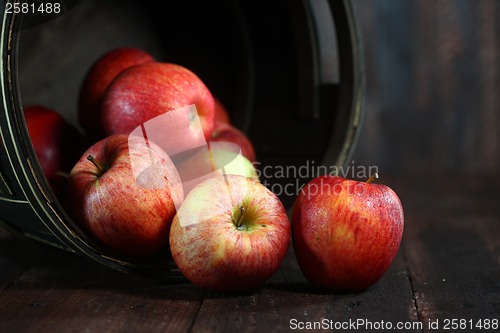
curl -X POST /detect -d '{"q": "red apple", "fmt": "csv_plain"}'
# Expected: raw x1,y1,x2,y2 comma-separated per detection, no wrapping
78,47,155,138
127,104,208,161
100,62,215,142
169,174,290,292
291,174,404,292
210,121,257,163
65,134,184,257
23,105,83,196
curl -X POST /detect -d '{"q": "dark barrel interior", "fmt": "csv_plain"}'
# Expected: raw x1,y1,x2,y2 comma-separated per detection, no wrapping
0,0,363,278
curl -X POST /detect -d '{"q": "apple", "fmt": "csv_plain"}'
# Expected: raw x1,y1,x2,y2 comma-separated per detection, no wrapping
210,121,257,163
23,105,83,196
291,174,404,292
78,47,155,138
127,104,209,163
65,134,184,257
100,62,215,142
169,174,290,292
174,141,259,196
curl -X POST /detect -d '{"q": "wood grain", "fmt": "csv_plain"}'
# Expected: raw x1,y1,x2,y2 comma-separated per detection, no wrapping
404,216,500,326
352,0,500,176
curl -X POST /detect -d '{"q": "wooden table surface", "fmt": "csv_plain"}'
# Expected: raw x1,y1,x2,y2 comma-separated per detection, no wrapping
0,174,498,333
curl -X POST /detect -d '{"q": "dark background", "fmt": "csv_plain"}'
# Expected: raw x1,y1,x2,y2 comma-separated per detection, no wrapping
352,0,499,178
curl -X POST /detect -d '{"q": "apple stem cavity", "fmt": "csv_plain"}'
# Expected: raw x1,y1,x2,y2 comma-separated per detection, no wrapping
234,205,246,229
366,173,379,184
87,154,105,173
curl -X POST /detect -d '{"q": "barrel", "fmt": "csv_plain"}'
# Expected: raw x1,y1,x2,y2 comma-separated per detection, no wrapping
0,0,364,279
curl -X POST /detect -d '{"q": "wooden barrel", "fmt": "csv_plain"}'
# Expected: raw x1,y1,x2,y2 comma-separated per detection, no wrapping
0,0,364,279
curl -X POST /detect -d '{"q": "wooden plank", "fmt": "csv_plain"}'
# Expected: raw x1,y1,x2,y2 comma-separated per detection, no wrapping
351,0,500,175
0,228,48,291
386,175,500,330
190,238,418,332
403,215,500,332
392,174,500,218
0,232,203,333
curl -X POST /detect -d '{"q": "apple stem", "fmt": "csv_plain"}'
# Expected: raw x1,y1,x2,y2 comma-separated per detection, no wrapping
87,155,104,173
235,205,245,228
366,173,379,183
